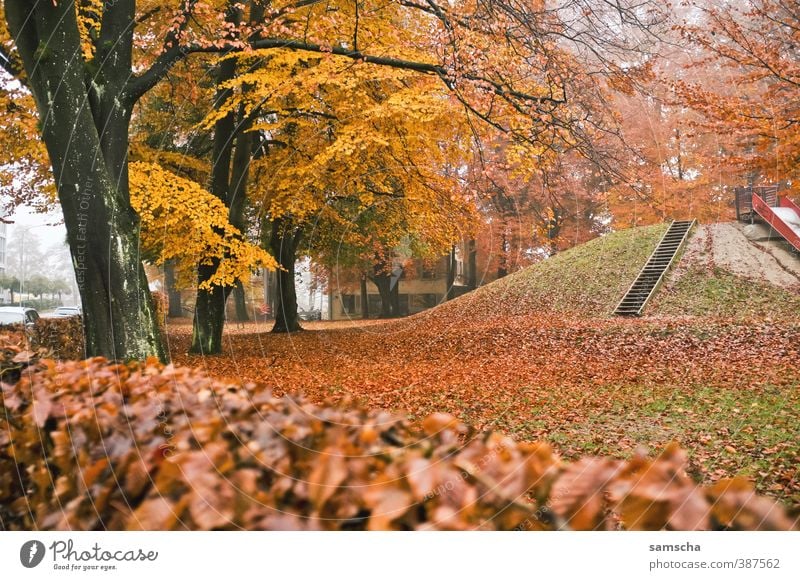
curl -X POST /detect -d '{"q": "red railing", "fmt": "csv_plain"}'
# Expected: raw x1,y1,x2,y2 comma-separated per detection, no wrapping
752,193,800,252
780,196,800,214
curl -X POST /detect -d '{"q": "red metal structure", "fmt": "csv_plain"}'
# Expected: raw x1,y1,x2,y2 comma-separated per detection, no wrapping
751,191,800,252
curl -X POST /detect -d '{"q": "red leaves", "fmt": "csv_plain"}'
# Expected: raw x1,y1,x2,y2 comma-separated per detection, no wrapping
0,348,796,530
31,387,53,428
168,312,800,504
707,478,796,531
550,457,620,530
610,444,709,531
307,448,349,511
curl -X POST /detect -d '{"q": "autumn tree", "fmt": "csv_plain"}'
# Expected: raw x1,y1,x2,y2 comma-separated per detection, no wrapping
675,0,800,193
462,137,610,284
218,45,478,327
599,42,743,227
1,0,663,359
199,0,663,336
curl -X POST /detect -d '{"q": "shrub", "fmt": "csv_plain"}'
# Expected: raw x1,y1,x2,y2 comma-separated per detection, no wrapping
30,316,85,360
0,347,795,531
0,317,84,361
0,328,39,385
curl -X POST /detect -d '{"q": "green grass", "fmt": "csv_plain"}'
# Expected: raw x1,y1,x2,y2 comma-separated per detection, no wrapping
652,266,800,319
490,381,800,505
447,223,669,318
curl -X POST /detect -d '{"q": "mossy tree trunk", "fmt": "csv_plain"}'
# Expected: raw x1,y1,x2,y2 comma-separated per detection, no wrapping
5,0,166,361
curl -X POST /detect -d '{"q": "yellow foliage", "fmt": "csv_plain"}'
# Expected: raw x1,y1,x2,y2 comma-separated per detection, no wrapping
129,162,276,289
211,46,480,263
76,0,103,62
0,88,56,214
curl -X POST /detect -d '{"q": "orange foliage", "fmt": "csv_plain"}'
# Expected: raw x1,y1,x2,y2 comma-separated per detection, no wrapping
675,0,800,193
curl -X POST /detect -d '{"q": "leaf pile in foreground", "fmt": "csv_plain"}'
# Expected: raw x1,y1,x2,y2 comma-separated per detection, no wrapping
29,316,85,360
0,352,795,531
1,316,84,363
169,314,800,504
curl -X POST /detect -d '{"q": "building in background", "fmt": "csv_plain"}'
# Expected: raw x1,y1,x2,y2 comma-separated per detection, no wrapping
0,222,6,274
328,241,490,321
329,256,448,320
0,223,7,303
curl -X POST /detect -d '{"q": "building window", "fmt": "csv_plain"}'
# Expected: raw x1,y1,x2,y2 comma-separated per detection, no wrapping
340,294,356,314
421,263,438,279
409,293,439,311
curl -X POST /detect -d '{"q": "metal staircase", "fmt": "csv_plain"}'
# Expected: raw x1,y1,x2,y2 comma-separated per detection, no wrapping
614,219,696,317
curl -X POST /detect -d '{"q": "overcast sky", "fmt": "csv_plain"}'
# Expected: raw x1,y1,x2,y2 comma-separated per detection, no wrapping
5,204,68,252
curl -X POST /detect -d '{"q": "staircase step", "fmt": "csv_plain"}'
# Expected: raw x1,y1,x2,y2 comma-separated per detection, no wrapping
613,219,696,317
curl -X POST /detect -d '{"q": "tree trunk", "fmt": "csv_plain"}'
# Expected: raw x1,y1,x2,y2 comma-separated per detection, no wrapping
164,261,183,318
390,277,401,315
189,2,264,349
5,0,166,361
446,245,456,300
467,239,477,289
234,280,249,322
371,273,393,318
190,48,238,354
360,274,369,319
191,264,232,354
229,102,253,328
270,219,302,333
498,229,509,279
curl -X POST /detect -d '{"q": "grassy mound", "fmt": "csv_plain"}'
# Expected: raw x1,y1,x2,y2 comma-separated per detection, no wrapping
427,222,799,321
651,266,800,319
429,223,669,320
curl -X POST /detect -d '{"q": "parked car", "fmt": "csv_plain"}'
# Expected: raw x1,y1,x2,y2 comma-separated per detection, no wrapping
0,306,40,327
53,306,81,318
298,307,322,321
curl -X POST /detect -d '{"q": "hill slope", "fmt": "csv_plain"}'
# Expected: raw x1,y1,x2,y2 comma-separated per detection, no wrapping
168,221,800,505
428,222,800,321
651,223,800,318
